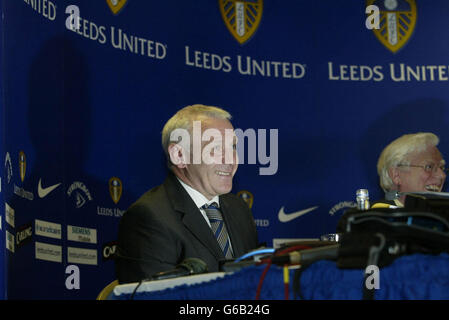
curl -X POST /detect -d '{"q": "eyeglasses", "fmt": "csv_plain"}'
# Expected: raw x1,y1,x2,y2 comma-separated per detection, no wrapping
397,163,449,174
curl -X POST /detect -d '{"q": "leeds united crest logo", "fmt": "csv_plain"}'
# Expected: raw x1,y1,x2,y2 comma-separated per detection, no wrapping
106,0,128,15
367,0,417,53
219,0,263,45
19,151,26,183
237,190,254,209
109,177,122,204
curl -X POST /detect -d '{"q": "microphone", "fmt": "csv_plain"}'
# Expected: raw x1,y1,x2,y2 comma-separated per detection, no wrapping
270,244,340,265
151,258,208,281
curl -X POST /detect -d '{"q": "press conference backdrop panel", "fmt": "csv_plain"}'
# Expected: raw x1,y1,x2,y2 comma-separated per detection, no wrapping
1,0,449,299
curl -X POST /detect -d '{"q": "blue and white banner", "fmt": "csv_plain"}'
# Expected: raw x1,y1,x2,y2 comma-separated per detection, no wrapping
1,0,449,299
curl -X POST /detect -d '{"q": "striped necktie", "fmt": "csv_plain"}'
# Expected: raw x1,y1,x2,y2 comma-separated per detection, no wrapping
202,202,234,259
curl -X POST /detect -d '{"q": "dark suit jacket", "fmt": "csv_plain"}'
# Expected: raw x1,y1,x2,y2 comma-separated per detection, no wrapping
115,172,259,283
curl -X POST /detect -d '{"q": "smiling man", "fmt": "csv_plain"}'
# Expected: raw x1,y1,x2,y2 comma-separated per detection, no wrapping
115,104,258,283
375,132,447,207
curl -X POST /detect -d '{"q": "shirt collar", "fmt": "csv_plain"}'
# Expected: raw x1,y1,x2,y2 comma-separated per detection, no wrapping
177,178,220,209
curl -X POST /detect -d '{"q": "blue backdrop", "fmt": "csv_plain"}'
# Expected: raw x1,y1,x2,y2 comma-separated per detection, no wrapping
1,0,449,299
0,0,5,299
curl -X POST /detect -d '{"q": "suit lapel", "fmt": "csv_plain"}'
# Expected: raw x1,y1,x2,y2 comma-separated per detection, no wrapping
164,172,225,260
181,210,225,260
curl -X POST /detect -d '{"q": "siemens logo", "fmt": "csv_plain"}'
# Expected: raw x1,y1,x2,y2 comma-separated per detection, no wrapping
67,225,97,244
71,226,91,235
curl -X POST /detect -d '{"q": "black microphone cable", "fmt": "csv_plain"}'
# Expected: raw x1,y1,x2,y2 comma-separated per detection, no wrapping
130,278,150,300
125,257,208,299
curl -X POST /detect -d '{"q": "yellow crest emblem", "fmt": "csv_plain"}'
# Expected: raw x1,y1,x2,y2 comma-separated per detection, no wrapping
19,151,26,183
106,0,128,15
367,0,417,53
219,0,263,45
109,177,123,204
237,190,254,209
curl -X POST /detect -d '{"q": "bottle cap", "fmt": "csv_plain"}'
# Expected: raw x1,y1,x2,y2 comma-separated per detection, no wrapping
356,189,369,198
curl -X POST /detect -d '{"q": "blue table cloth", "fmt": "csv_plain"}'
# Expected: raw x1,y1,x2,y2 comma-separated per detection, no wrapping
112,253,449,300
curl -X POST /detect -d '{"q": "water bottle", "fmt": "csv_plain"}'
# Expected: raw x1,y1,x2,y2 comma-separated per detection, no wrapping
356,189,370,210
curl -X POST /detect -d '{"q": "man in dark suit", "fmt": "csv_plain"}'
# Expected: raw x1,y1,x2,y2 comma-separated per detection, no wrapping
115,104,259,283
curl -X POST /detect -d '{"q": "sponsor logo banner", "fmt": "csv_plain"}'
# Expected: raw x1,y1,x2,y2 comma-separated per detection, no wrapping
35,241,62,263
6,230,15,253
5,152,12,184
67,225,97,244
14,185,34,200
5,202,15,228
35,219,62,239
67,247,98,265
16,223,33,248
37,179,61,198
278,206,318,223
328,201,357,216
67,181,93,208
102,241,118,261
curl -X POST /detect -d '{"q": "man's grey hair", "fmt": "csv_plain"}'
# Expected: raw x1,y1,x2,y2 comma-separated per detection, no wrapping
377,132,440,192
161,104,232,164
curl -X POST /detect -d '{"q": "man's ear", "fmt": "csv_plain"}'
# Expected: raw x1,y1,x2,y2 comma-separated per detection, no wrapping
168,143,188,168
388,166,401,187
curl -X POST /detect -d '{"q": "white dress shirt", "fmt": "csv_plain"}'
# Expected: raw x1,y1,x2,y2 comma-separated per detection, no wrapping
177,178,219,228
177,178,233,253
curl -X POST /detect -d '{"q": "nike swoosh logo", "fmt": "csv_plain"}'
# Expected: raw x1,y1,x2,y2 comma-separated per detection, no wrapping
38,179,62,198
278,206,318,223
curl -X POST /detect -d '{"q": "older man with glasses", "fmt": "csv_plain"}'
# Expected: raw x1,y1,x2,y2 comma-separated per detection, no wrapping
374,132,447,208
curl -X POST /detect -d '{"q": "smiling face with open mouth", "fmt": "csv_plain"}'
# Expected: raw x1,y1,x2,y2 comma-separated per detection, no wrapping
182,118,238,200
394,145,447,202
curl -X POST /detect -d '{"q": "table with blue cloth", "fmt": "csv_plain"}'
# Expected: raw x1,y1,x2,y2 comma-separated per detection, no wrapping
111,253,449,300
